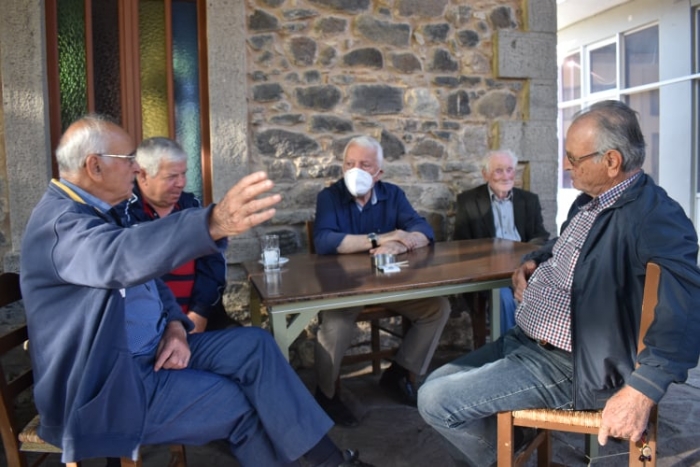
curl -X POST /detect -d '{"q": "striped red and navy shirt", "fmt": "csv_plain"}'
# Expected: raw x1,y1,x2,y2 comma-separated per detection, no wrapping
142,201,196,313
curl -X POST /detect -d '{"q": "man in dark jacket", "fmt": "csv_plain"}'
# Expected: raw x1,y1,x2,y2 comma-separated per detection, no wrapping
454,150,549,245
454,149,550,335
125,136,230,333
418,100,700,466
20,115,371,467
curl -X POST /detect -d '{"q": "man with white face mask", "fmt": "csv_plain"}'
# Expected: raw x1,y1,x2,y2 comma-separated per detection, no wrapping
312,135,450,427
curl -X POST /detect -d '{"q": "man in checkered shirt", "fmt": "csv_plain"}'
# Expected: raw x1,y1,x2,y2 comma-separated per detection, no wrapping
418,100,700,467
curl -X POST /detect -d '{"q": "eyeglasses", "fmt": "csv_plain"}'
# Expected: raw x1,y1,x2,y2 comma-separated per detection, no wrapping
566,150,600,166
98,152,137,165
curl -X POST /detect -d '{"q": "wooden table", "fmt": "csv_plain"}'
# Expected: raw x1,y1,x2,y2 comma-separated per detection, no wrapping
244,238,537,360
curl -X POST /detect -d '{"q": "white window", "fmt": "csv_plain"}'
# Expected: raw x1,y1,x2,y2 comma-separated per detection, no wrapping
558,24,660,187
557,24,660,228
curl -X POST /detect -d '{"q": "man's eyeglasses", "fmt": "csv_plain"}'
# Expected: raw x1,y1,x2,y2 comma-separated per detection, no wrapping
98,152,137,165
566,150,600,166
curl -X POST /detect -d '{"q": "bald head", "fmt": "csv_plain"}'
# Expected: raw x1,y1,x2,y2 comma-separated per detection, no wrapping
56,115,139,206
56,115,133,176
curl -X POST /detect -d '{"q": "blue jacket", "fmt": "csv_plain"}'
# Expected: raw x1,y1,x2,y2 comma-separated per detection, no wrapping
123,185,227,318
314,179,434,254
527,174,700,409
20,181,223,461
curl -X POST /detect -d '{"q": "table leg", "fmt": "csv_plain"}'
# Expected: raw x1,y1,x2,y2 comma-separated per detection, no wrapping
269,309,320,361
490,287,501,343
250,288,263,327
270,312,291,360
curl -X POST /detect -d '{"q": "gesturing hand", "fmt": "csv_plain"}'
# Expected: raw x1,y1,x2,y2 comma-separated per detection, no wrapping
209,171,282,240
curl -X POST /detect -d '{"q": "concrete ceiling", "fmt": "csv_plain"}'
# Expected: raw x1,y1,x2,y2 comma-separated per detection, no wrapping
557,0,633,29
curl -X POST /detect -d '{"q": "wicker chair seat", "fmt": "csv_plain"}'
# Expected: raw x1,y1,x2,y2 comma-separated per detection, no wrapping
511,408,602,429
18,415,62,452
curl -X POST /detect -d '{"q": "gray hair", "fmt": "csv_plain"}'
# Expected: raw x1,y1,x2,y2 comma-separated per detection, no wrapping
135,137,188,177
343,135,384,168
481,149,518,174
55,114,115,175
572,100,646,172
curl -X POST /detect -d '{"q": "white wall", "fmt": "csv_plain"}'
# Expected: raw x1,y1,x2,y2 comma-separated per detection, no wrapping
557,0,696,229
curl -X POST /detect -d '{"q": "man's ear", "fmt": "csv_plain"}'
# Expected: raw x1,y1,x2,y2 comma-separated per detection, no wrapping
606,149,624,172
84,154,103,180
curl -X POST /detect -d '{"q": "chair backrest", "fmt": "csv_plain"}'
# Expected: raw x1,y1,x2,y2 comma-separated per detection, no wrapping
638,262,661,356
0,272,33,467
306,220,316,254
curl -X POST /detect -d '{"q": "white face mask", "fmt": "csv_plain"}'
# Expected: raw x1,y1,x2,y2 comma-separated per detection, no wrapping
343,167,377,197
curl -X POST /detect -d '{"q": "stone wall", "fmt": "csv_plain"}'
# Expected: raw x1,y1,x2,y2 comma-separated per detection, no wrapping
0,62,9,265
221,0,558,366
246,0,529,240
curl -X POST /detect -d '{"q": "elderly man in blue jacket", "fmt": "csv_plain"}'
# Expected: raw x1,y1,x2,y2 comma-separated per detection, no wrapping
312,135,450,426
418,100,700,466
20,116,371,467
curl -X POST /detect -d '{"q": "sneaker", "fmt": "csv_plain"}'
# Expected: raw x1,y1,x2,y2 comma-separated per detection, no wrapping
379,364,418,407
339,449,375,466
315,388,359,427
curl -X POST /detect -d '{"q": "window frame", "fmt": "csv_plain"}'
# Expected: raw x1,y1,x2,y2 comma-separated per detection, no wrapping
44,0,213,205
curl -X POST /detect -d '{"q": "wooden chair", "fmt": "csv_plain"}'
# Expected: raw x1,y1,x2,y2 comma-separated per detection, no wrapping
496,262,661,467
0,272,187,467
305,221,409,374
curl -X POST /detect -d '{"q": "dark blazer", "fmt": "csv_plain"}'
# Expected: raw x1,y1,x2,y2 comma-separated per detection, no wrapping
454,184,549,244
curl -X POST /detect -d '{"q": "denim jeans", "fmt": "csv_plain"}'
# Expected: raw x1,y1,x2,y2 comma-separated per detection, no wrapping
417,326,574,467
499,287,517,335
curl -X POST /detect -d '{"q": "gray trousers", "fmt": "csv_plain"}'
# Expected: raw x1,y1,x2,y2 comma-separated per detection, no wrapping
315,296,451,397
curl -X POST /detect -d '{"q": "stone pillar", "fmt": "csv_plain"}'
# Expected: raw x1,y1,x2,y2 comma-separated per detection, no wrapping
0,1,53,272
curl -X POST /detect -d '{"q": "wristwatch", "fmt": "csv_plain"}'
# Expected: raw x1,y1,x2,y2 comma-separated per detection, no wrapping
367,232,378,249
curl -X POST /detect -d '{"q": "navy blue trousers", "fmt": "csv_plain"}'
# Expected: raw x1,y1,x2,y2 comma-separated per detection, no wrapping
136,327,332,466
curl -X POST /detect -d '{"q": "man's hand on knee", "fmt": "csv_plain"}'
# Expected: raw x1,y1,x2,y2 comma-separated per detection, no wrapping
155,321,191,371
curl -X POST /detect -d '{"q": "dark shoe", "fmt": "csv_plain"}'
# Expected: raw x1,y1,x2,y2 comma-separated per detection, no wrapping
105,458,120,467
339,449,374,466
379,364,418,406
315,388,359,427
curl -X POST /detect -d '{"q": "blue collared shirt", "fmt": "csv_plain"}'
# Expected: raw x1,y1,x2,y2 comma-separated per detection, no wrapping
487,186,521,242
60,179,166,355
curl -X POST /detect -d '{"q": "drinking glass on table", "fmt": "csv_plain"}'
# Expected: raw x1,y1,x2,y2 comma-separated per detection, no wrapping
261,234,280,271
264,269,282,295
